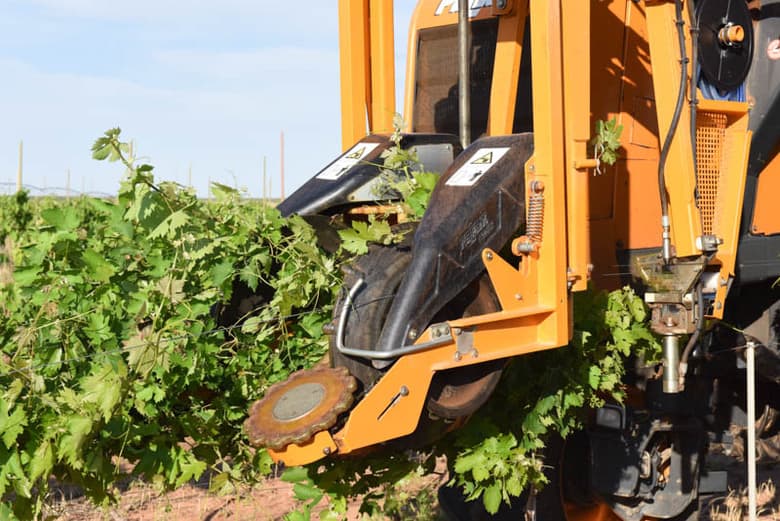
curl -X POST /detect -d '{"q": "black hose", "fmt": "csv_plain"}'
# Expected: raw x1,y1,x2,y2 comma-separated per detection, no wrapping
680,282,705,368
658,0,690,262
687,0,700,206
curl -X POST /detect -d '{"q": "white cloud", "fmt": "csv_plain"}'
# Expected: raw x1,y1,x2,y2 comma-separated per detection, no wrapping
0,0,418,197
0,55,340,197
153,47,336,81
23,0,336,36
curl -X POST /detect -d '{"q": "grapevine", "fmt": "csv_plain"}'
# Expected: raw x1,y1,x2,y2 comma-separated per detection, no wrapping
284,286,660,518
0,128,660,520
0,129,339,519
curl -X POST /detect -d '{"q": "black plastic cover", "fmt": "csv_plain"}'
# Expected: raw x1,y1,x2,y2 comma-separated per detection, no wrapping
373,134,533,355
277,134,460,218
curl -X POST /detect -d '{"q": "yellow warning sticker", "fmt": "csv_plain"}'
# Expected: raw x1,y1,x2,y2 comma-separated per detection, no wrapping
317,143,380,181
446,147,510,187
471,151,494,165
345,147,365,160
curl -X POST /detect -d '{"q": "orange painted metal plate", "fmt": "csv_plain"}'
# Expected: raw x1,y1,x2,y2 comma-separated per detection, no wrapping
266,430,337,467
751,152,780,236
565,503,623,521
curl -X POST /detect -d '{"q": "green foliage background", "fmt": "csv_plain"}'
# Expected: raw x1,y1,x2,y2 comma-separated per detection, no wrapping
0,130,339,519
0,129,659,520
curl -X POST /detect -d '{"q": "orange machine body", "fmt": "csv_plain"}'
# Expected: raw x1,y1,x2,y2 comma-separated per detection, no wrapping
269,8,780,520
272,0,771,464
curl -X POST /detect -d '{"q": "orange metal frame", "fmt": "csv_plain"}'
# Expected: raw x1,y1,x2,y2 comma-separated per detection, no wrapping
338,0,397,149
644,2,750,318
272,0,585,465
752,151,780,235
271,0,755,466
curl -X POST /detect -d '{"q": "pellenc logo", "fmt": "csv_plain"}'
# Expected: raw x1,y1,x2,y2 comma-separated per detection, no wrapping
435,0,492,17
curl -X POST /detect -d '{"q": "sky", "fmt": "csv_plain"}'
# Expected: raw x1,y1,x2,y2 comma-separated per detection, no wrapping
0,1,415,198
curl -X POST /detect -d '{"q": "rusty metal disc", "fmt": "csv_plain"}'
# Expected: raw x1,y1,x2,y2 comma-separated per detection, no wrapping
244,366,357,450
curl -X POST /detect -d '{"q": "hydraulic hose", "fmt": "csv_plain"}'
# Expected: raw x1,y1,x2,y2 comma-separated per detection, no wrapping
679,283,705,374
658,0,689,264
687,0,700,208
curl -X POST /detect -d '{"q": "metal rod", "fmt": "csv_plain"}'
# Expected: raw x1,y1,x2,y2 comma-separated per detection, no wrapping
746,341,757,521
663,335,681,393
336,277,454,359
280,131,286,200
457,0,471,148
17,140,23,193
337,335,454,360
263,156,267,203
337,278,365,353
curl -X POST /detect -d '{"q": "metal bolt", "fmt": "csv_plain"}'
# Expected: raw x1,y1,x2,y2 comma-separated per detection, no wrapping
716,301,723,310
485,252,493,261
530,180,545,193
408,328,418,340
529,164,536,172
470,349,479,358
497,0,507,8
323,447,331,455
515,293,523,300
453,327,462,336
454,352,462,361
399,385,409,396
664,316,677,327
639,451,651,479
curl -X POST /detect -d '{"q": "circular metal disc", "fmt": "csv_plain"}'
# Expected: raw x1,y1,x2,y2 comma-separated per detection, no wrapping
696,0,754,91
245,366,357,450
271,382,326,422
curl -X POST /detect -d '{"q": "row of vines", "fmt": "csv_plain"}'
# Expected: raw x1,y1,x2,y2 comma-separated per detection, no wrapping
0,129,660,520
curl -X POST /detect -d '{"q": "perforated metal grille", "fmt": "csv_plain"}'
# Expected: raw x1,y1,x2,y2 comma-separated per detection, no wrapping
696,112,727,235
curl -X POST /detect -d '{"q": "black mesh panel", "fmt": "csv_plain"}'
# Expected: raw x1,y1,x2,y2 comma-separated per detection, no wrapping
413,19,499,137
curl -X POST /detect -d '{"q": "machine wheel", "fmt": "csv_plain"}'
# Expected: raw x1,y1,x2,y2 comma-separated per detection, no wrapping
328,236,504,421
441,426,703,521
439,431,624,521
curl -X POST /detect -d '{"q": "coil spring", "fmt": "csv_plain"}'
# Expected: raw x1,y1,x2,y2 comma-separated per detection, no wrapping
526,192,545,243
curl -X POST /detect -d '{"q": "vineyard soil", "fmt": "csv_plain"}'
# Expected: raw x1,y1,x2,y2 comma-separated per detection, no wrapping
43,467,780,520
3,132,779,520
44,461,451,521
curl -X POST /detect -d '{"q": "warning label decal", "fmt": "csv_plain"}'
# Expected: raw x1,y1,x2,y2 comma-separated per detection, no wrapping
317,143,381,181
445,147,510,186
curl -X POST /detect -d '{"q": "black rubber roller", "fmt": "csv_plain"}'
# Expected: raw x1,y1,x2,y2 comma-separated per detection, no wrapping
696,0,754,91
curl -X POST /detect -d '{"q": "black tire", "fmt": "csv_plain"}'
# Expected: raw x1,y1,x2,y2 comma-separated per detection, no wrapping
328,239,413,394
329,233,504,420
440,430,702,521
438,435,570,521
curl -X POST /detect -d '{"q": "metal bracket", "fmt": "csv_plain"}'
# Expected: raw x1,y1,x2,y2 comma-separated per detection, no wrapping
491,0,514,16
336,283,454,360
452,326,475,355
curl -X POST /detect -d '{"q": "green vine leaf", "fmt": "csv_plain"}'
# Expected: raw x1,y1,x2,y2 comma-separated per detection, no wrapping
0,126,661,520
590,117,624,174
